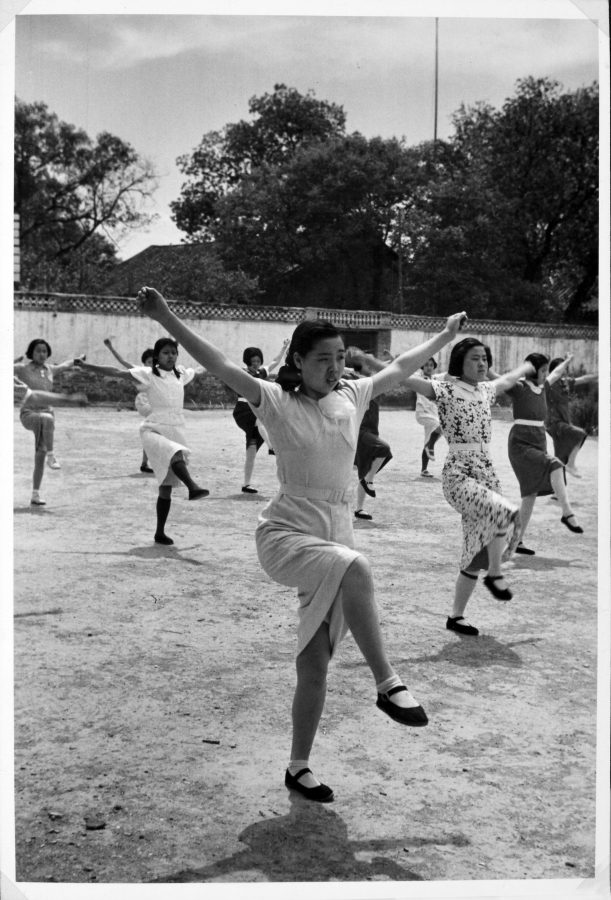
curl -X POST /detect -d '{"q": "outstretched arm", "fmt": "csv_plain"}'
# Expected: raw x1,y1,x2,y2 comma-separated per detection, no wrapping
22,388,88,408
370,312,467,399
574,373,598,387
546,355,573,386
267,337,290,375
137,287,262,404
103,338,135,369
53,355,86,373
491,362,536,395
74,359,136,381
401,374,437,399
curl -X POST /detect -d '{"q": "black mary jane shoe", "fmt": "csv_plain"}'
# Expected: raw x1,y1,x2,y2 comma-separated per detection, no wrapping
359,478,376,498
140,464,154,474
561,514,583,534
354,509,373,520
446,616,479,636
284,768,334,803
515,542,535,555
483,574,512,601
241,485,258,494
376,685,428,727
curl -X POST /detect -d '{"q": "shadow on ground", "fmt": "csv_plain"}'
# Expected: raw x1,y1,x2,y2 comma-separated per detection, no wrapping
148,795,469,882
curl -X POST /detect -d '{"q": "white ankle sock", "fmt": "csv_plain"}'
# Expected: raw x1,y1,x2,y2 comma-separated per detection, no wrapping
288,759,320,787
376,674,420,709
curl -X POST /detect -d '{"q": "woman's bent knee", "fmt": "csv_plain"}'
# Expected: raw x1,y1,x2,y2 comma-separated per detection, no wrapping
343,555,371,585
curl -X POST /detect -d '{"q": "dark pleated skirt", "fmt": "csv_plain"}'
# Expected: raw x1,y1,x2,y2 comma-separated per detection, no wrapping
508,424,564,497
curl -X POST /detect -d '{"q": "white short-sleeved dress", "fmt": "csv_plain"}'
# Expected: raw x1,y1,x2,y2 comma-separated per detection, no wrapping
415,372,445,441
129,365,195,487
430,379,520,571
250,377,373,656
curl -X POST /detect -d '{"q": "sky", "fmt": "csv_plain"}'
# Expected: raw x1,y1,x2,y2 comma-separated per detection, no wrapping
4,0,605,261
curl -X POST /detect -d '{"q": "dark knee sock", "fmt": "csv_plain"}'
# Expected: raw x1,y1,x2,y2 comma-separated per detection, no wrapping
421,449,428,470
155,496,172,538
427,430,441,451
170,458,198,492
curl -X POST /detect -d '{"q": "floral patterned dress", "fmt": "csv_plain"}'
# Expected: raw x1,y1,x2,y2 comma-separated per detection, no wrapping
430,379,520,571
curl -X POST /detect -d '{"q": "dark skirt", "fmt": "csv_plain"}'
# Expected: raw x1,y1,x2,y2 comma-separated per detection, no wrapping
546,421,587,464
354,430,392,480
508,424,564,497
233,400,264,450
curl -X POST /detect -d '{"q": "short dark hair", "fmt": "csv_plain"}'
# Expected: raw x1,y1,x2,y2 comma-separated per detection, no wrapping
26,339,51,360
549,357,564,373
141,348,154,364
243,347,263,366
423,356,438,369
448,338,486,377
525,352,549,376
276,320,342,391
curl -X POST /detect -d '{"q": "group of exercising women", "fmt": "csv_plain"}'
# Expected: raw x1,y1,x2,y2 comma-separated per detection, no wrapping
14,286,597,802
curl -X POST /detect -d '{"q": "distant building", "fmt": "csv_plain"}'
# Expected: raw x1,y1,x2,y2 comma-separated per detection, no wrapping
103,239,400,311
101,243,219,300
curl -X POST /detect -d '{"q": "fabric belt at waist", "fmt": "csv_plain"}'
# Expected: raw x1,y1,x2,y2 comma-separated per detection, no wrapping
279,482,352,504
512,419,544,427
447,442,490,453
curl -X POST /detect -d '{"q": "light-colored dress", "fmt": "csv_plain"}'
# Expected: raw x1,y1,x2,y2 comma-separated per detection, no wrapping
415,375,441,441
129,365,195,486
14,362,58,451
507,380,563,497
430,379,520,570
251,377,373,655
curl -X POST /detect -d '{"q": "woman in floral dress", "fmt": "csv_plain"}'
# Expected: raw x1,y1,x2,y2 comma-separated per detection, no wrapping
403,338,535,637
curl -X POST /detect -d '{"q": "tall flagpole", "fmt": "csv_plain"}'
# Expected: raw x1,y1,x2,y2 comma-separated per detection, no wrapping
434,17,439,148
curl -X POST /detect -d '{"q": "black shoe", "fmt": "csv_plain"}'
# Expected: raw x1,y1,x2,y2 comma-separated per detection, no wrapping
515,542,535,555
360,478,376,498
140,464,154,473
561,514,583,534
189,488,210,501
446,616,479,636
483,574,512,601
241,485,258,494
354,509,373,520
376,686,428,726
284,768,334,803
154,533,174,545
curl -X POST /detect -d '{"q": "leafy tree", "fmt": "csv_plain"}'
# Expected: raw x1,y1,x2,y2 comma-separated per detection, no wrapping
213,134,421,306
15,98,158,290
405,78,598,321
170,79,598,320
171,83,346,239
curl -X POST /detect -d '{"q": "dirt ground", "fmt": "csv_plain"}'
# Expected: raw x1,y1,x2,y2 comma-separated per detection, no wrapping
7,403,603,896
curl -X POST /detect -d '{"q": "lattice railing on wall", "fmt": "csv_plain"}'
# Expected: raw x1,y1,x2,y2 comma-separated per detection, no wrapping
13,291,598,340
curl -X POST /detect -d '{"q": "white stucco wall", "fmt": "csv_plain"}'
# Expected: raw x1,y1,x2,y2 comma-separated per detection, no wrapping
14,307,599,375
13,310,294,370
391,329,598,374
